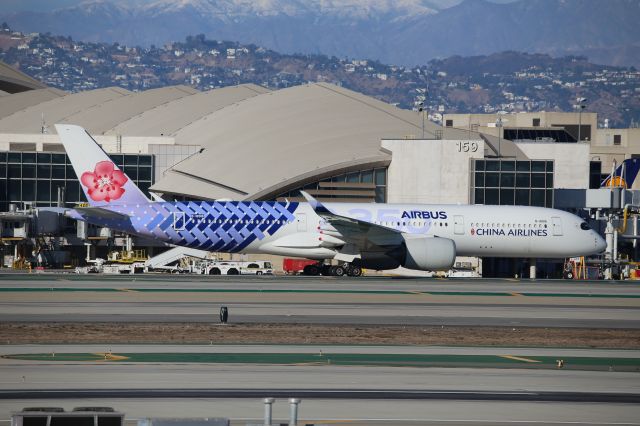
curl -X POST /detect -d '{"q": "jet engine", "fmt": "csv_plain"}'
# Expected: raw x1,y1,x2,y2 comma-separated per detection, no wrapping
402,235,456,271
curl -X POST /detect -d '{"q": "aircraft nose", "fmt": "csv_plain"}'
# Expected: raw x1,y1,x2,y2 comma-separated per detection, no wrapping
595,233,607,253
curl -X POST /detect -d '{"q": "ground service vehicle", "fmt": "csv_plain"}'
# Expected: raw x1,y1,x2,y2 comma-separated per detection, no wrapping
240,261,273,275
283,258,317,275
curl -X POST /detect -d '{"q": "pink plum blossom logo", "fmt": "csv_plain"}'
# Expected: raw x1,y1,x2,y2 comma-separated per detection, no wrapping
81,161,127,202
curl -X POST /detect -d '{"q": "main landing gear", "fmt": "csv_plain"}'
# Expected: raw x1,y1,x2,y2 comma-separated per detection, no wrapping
302,262,363,277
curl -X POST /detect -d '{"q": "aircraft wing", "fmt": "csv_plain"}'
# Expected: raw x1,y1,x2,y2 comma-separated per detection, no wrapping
300,191,403,251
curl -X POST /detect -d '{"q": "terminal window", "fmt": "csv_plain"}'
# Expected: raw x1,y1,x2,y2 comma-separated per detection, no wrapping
472,159,553,207
274,167,387,203
589,161,602,189
0,151,154,211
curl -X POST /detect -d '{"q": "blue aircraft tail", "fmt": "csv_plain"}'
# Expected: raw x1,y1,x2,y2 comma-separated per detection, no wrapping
601,158,640,189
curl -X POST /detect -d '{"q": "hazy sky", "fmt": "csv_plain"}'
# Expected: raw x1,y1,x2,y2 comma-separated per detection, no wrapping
2,0,517,13
3,0,81,12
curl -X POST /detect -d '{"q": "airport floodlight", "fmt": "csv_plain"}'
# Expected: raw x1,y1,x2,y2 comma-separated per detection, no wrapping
576,97,588,142
418,101,425,138
495,116,508,157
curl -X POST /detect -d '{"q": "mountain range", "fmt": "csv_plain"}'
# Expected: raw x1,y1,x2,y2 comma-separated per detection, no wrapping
2,0,639,67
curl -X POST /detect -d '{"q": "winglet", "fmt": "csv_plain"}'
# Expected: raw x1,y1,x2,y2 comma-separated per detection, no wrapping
300,190,318,208
300,190,331,213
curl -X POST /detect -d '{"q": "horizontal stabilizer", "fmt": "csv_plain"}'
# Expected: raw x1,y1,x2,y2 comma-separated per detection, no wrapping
70,207,130,221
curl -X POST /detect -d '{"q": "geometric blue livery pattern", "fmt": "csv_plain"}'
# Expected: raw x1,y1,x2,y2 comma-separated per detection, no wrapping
103,201,299,252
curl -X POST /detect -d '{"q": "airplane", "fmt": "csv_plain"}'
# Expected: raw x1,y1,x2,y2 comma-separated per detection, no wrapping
55,124,607,276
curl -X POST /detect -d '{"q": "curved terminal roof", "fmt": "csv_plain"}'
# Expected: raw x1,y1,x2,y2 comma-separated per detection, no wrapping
0,61,47,93
0,88,66,120
0,80,499,202
107,84,269,139
60,85,198,135
152,83,448,200
0,83,271,139
0,87,130,134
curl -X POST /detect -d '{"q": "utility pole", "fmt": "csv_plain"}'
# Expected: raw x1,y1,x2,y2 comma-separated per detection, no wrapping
576,97,587,142
495,115,508,157
418,101,425,138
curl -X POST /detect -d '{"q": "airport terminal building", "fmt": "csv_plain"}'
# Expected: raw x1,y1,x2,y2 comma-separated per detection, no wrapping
1,64,638,276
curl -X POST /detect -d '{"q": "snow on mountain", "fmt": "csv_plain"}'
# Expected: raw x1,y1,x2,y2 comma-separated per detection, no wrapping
2,0,639,67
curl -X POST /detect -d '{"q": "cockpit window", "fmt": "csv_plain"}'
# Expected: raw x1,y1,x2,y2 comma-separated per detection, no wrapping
580,222,590,231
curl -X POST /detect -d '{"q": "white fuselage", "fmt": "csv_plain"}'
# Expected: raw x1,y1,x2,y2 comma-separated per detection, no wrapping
74,201,606,268
239,203,605,260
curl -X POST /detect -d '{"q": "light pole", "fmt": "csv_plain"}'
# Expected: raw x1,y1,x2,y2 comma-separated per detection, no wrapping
576,97,587,142
495,115,507,157
418,101,425,138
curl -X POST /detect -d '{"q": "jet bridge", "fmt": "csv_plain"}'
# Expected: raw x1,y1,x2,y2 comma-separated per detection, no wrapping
554,188,639,279
585,188,640,279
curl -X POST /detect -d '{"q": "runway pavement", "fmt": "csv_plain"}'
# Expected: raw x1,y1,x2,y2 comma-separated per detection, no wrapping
1,272,639,293
0,274,638,328
1,399,638,426
1,274,639,424
2,301,638,328
1,344,639,423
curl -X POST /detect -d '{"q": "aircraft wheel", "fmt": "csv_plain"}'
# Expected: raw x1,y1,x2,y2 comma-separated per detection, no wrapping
303,265,320,276
347,266,362,277
333,265,345,277
321,264,332,276
565,271,574,280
